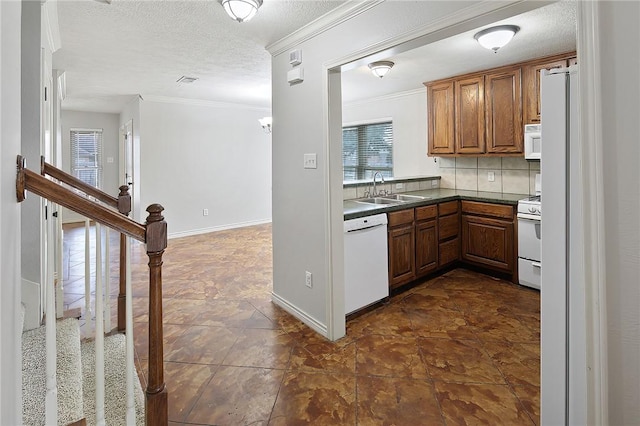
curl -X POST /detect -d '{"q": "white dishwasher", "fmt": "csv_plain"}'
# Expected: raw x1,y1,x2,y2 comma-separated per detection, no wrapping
344,213,389,315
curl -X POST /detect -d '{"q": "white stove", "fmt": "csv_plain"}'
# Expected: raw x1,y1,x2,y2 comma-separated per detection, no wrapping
517,176,541,289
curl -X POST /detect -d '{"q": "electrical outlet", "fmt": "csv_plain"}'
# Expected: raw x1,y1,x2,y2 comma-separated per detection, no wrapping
431,180,438,187
203,209,209,216
488,171,495,182
305,271,313,288
395,183,403,190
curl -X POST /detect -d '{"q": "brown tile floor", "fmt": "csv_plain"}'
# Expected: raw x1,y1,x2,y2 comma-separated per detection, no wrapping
63,223,540,425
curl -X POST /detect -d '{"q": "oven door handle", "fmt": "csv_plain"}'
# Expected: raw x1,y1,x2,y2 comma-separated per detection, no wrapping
517,213,541,221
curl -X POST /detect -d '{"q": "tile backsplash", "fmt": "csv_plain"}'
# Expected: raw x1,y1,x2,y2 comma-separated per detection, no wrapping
438,156,540,195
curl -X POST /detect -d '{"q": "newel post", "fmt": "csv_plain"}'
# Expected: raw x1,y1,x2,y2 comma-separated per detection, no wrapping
117,185,132,333
145,204,168,425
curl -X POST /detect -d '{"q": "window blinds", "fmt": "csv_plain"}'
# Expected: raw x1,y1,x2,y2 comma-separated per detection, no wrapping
70,129,103,189
342,121,393,181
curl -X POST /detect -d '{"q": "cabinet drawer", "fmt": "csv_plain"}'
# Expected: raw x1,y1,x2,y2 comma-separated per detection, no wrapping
439,238,459,267
461,200,514,220
415,205,437,221
438,201,459,216
438,214,459,241
388,209,414,227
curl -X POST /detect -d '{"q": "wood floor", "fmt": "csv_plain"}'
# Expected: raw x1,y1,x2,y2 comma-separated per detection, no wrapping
62,223,540,425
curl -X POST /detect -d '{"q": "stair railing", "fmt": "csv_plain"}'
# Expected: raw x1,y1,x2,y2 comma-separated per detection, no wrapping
18,155,168,425
41,157,132,333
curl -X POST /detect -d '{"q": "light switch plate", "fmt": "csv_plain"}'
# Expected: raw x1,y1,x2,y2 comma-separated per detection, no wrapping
488,171,495,182
303,153,317,169
106,157,114,163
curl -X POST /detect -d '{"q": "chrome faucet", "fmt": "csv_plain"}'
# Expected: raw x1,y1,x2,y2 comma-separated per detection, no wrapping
372,171,385,197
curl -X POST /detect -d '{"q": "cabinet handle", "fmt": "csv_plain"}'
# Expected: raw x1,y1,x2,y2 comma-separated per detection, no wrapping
532,262,541,268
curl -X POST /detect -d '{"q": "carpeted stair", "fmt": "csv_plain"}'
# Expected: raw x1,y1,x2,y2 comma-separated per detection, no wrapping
22,318,145,425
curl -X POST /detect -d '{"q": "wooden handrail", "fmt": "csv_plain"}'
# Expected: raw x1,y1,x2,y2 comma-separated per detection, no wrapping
40,156,118,209
18,156,145,242
18,154,168,425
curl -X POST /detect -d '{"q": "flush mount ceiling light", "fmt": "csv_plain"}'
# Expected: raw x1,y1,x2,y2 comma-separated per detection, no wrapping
221,0,263,23
258,116,272,133
368,61,394,78
474,25,520,53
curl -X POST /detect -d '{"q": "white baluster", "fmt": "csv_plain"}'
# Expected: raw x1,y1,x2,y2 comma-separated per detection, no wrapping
125,236,136,424
104,227,111,331
55,203,64,318
85,218,92,323
45,202,58,425
95,224,106,426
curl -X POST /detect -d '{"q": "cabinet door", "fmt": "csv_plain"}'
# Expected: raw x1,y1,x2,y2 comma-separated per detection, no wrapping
461,215,514,272
485,67,523,154
427,81,455,155
455,75,485,154
523,59,567,124
416,219,438,277
439,238,460,267
388,225,416,289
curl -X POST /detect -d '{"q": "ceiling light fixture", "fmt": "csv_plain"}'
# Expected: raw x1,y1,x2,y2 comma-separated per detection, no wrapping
368,61,394,78
221,0,263,23
474,25,520,53
258,116,272,133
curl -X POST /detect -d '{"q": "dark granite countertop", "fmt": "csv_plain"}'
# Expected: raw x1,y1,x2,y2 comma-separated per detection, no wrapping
344,189,528,220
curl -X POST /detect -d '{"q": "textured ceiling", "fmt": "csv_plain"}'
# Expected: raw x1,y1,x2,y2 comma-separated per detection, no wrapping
342,1,577,103
54,0,347,112
54,1,577,113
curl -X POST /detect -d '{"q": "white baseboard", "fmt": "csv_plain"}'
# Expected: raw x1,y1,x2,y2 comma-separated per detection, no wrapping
271,292,328,338
167,218,272,239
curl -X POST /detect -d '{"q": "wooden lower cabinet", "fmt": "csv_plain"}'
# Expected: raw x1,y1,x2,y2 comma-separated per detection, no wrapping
461,201,516,275
388,224,415,289
415,219,438,277
461,215,514,271
386,199,517,289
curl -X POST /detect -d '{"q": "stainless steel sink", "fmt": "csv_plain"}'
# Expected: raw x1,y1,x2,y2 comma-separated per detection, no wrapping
354,193,432,206
381,194,431,201
355,197,403,205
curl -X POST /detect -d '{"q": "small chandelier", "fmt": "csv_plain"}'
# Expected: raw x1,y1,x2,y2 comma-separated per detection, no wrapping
221,0,263,23
474,25,520,53
368,61,394,78
258,116,272,133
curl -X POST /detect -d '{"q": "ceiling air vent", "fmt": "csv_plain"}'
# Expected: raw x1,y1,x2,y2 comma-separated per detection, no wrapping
176,76,198,84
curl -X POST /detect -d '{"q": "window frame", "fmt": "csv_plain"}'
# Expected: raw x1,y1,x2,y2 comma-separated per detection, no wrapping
70,127,104,190
342,119,394,182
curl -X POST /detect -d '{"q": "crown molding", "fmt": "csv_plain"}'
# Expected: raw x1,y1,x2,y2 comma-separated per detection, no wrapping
343,88,424,108
266,0,385,56
142,95,270,112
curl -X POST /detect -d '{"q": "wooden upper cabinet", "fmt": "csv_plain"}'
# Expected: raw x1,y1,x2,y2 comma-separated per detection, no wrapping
485,67,523,154
427,81,455,155
455,75,485,154
523,58,568,124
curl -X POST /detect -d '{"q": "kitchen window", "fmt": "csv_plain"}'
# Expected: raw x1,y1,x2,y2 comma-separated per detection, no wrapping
70,128,103,189
342,121,393,181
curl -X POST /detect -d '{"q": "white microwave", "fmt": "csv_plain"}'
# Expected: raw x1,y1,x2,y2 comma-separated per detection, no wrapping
524,124,541,160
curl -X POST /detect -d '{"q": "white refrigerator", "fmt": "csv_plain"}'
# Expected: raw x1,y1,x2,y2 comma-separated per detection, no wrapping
540,66,587,425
